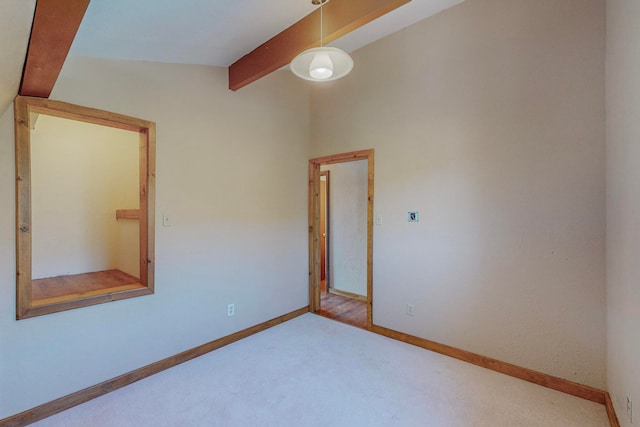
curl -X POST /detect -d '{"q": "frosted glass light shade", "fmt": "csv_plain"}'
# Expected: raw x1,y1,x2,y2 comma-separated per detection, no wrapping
291,47,353,82
309,52,333,79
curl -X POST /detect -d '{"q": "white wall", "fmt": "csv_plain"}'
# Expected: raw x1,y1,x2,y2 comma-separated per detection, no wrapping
311,0,606,388
0,58,310,418
322,161,368,296
0,0,34,115
31,115,140,278
606,0,640,425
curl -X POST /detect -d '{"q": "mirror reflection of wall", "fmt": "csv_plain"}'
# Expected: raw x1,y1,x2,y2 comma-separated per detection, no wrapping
30,114,140,280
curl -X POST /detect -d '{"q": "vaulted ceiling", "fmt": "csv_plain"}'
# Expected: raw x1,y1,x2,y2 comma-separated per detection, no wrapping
1,0,463,113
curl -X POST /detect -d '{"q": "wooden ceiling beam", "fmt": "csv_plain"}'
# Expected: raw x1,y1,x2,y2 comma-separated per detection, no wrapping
19,0,90,98
228,0,410,91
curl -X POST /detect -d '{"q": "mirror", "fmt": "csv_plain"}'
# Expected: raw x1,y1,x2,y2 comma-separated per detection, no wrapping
14,96,155,319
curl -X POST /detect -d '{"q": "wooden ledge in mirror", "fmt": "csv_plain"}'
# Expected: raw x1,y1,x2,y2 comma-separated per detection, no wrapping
14,96,156,319
116,209,141,220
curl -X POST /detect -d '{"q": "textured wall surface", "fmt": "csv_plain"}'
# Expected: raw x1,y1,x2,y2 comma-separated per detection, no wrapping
0,59,310,418
606,0,640,425
311,0,606,388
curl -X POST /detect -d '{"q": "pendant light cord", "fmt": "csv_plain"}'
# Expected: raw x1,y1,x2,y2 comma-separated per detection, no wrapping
320,1,324,47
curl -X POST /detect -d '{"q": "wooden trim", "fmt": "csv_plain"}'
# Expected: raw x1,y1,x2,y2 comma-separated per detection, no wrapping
328,288,367,302
19,0,90,98
32,284,147,307
370,324,607,404
24,287,153,319
14,96,32,319
0,307,310,427
115,209,140,220
366,152,374,327
145,125,156,294
138,130,149,285
605,392,621,427
228,0,410,90
320,170,330,286
309,150,374,329
24,97,154,132
308,162,321,312
311,149,375,166
14,96,156,319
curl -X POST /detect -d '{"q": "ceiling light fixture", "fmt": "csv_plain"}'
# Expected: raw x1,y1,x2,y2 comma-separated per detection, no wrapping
290,0,353,82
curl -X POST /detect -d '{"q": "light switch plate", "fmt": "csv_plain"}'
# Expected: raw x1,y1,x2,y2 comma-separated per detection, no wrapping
407,211,419,222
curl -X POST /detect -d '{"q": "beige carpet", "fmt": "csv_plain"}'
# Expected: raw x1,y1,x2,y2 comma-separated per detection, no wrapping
33,313,609,426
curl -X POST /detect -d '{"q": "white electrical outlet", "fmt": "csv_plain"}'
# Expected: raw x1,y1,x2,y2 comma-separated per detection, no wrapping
628,396,633,423
227,303,235,317
162,212,171,227
406,304,415,316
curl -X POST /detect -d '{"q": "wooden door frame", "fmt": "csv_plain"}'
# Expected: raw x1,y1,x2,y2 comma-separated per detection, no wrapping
308,149,374,328
320,170,330,287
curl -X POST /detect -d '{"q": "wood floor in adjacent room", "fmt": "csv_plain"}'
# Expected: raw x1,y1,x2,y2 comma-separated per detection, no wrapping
316,287,367,329
31,269,142,300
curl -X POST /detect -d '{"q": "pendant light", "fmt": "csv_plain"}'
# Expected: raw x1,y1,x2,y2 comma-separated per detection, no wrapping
290,0,353,82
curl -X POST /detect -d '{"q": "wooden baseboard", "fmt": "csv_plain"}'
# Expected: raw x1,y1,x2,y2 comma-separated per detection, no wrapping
605,392,621,427
370,324,606,404
372,323,624,427
327,288,367,302
0,306,309,427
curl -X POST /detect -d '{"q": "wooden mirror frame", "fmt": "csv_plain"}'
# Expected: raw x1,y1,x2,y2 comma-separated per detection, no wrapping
308,149,374,328
14,96,156,319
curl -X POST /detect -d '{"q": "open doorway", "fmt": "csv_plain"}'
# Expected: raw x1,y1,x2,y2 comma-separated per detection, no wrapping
308,150,374,329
